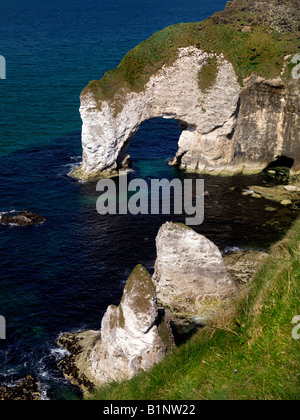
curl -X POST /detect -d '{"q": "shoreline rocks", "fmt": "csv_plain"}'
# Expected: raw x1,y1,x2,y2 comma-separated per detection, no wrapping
247,185,300,204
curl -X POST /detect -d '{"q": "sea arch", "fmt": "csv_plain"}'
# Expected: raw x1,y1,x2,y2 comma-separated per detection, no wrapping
74,47,242,180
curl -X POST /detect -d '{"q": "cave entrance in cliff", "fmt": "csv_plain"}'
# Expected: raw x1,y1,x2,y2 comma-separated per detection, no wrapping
125,117,182,174
264,156,295,172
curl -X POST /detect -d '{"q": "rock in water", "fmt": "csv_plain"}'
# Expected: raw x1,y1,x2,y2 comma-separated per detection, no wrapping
0,211,46,227
59,265,172,392
153,222,237,323
0,375,40,400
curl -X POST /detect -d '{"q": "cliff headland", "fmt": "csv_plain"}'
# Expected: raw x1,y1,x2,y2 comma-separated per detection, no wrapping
71,0,300,180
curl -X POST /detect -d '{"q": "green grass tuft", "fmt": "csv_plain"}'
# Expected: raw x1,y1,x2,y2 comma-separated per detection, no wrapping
198,56,219,93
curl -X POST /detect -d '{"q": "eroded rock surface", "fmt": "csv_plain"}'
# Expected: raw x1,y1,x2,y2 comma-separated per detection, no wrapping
153,222,237,323
223,250,269,284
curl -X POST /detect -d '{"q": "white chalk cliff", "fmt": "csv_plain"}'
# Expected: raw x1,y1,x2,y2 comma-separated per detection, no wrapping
79,47,242,177
76,45,299,179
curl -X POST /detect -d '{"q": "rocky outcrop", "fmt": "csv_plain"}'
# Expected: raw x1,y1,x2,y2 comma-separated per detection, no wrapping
59,265,172,392
214,0,300,34
75,62,300,179
58,223,269,391
90,265,169,383
244,0,300,33
153,223,237,324
0,211,46,227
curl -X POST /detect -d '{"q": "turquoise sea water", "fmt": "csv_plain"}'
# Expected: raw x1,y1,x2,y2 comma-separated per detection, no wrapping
0,0,299,400
0,0,227,156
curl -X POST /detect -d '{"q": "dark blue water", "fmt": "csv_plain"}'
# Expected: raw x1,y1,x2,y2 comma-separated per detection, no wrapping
0,0,298,400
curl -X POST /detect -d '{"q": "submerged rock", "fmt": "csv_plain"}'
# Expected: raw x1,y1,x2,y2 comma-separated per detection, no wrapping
58,265,173,393
0,375,40,400
153,222,237,324
281,199,292,206
0,211,46,227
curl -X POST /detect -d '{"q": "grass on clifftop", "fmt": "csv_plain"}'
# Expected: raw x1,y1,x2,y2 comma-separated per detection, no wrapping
88,218,300,400
83,3,299,114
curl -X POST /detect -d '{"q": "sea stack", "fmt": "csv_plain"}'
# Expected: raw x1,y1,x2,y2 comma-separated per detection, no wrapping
58,265,173,393
153,222,237,323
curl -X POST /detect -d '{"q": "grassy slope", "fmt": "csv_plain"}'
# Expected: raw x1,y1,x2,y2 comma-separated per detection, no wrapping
89,218,300,400
82,1,298,115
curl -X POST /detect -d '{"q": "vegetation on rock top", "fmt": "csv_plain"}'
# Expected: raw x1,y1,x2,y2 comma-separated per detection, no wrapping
82,0,299,115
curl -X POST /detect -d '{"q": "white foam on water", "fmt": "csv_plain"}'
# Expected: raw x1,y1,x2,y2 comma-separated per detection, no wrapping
222,246,248,254
50,346,70,361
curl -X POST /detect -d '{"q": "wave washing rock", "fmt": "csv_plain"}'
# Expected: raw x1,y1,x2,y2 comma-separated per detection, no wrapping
152,222,237,324
72,0,300,180
58,265,173,393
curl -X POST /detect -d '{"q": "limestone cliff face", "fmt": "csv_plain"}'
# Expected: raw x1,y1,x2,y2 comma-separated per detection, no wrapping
230,77,300,173
153,222,237,323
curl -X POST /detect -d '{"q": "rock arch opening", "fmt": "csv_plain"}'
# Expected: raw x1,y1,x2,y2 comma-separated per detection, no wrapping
119,117,183,173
